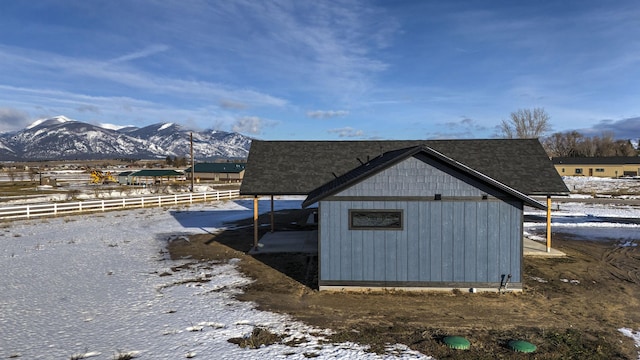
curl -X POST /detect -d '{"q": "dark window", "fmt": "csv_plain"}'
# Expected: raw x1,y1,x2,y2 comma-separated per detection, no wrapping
595,168,605,172
349,210,403,230
575,168,583,174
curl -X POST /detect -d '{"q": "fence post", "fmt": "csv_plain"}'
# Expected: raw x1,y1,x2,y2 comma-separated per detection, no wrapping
122,198,126,208
216,191,220,201
141,197,145,208
174,194,178,204
26,205,30,219
102,200,105,212
54,203,57,216
158,196,162,207
79,201,82,213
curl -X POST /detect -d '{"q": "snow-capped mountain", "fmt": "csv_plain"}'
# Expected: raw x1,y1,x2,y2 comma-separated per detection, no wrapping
127,123,252,160
0,116,252,161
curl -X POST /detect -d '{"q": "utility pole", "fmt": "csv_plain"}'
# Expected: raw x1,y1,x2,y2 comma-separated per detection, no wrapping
190,132,195,192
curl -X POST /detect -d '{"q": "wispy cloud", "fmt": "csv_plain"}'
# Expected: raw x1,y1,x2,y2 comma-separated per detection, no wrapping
189,1,399,102
76,104,101,114
327,126,364,138
441,117,489,132
0,107,30,132
232,116,266,135
220,99,248,110
306,110,349,119
0,45,288,109
109,44,169,64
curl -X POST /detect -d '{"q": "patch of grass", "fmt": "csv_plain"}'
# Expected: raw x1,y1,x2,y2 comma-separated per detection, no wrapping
228,327,284,349
112,351,139,360
540,328,621,360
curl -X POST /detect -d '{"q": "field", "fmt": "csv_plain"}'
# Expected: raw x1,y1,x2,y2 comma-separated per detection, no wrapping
169,207,640,359
2,176,640,359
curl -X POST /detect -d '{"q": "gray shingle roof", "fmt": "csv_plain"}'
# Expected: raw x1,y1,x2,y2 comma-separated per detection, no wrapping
240,139,569,196
301,146,547,209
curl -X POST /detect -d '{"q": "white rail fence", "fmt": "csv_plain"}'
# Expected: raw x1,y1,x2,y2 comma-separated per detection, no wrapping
0,190,240,220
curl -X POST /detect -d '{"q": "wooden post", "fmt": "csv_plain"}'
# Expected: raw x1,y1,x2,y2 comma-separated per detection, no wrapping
190,132,195,192
546,195,552,253
253,196,259,250
270,195,274,233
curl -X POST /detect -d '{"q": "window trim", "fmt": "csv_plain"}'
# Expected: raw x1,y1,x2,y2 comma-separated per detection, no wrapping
349,209,403,230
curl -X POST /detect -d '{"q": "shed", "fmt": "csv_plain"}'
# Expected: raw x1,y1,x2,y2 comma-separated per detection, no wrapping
240,139,569,292
303,146,546,291
185,163,246,182
129,169,185,185
117,171,135,185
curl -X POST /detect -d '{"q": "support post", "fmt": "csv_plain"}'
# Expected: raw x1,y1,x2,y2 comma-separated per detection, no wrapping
253,196,259,250
270,195,275,233
190,132,195,192
546,195,552,253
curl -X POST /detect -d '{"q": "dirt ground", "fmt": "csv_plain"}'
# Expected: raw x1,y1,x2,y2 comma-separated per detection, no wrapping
168,208,640,359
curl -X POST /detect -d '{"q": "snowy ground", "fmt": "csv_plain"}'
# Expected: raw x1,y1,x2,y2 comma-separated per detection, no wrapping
524,177,640,243
0,197,428,360
2,176,640,359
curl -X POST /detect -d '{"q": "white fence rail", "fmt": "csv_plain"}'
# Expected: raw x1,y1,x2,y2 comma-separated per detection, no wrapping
0,190,240,220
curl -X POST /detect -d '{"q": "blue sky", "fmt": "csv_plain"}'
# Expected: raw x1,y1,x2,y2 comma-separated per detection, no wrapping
1,0,640,140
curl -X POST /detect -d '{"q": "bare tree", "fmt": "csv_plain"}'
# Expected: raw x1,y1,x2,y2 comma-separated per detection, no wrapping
544,130,638,158
6,169,17,184
500,108,551,139
615,139,637,156
29,168,39,183
543,131,584,157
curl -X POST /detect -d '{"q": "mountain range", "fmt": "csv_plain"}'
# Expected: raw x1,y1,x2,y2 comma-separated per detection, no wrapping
0,116,253,161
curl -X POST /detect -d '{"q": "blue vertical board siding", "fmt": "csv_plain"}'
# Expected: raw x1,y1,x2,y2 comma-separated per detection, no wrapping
362,230,375,281
385,230,397,281
463,202,477,282
330,201,342,280
452,203,466,282
486,202,500,282
475,202,489,281
396,201,409,281
319,204,331,280
509,201,522,281
406,201,421,281
340,201,352,280
317,155,524,286
373,230,386,280
498,202,515,278
441,202,454,282
351,225,363,281
430,201,443,281
319,198,523,284
419,202,430,280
